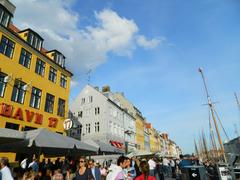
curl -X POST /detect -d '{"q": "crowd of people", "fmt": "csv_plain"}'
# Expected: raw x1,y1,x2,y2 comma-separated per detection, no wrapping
0,155,180,180
1,154,236,180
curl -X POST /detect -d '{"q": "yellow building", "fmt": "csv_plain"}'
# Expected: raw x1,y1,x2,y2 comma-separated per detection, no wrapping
0,1,72,134
147,124,158,153
134,107,145,150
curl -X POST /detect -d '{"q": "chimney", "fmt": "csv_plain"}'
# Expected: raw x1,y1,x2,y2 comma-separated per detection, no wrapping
102,85,110,92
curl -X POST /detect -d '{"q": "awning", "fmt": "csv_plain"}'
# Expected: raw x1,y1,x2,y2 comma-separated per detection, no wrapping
110,140,124,149
0,128,25,145
82,139,124,154
0,128,98,156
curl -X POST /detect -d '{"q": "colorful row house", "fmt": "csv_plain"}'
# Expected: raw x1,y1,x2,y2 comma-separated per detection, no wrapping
0,0,72,161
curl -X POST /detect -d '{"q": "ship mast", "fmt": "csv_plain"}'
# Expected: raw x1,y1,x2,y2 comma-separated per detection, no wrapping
198,68,227,163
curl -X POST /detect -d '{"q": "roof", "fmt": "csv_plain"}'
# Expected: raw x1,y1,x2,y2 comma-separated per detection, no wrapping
5,24,73,77
18,28,44,40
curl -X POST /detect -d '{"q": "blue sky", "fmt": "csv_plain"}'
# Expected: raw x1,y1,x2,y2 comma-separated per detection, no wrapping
12,0,240,153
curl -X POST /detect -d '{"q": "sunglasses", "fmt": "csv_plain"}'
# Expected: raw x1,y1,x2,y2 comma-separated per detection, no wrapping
79,160,85,163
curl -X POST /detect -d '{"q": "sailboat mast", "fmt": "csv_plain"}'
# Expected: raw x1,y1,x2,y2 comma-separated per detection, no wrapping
234,92,240,111
198,68,226,163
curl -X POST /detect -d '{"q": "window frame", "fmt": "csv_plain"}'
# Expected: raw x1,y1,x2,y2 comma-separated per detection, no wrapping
48,66,57,83
29,87,42,109
35,59,45,76
0,35,15,58
0,8,11,27
57,98,65,117
44,93,55,113
0,72,7,98
11,80,26,104
60,74,67,88
19,48,32,69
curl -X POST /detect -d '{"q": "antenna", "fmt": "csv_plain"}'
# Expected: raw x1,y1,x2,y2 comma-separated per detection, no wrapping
234,92,240,111
234,92,240,134
198,68,227,163
86,69,92,84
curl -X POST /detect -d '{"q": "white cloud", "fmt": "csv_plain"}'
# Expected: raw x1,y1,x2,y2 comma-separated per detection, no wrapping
11,0,162,75
136,35,162,49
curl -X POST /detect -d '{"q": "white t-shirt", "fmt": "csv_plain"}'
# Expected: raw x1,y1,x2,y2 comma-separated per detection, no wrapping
148,159,156,170
170,160,175,167
1,166,14,180
163,158,169,166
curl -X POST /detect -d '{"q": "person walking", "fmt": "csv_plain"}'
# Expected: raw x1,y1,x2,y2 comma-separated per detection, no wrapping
135,160,156,180
75,157,94,180
148,157,156,176
88,159,101,180
28,157,39,173
106,156,127,180
170,159,176,178
0,157,14,180
162,158,169,177
125,157,136,180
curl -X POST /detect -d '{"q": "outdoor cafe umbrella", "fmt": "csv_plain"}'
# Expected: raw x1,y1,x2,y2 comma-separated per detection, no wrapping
82,139,124,154
0,128,24,145
0,128,98,157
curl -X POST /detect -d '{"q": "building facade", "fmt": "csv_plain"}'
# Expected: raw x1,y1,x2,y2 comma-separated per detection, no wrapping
0,0,72,133
134,107,145,151
113,92,136,153
70,85,125,151
0,0,72,161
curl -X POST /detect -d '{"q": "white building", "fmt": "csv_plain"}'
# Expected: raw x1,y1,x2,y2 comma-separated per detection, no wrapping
70,85,134,152
113,93,136,153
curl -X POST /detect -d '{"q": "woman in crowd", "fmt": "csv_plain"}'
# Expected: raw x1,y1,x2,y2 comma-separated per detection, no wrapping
125,157,136,180
135,160,156,180
75,157,94,180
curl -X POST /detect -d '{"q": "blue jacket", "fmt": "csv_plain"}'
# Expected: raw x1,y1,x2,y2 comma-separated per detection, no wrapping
92,167,101,180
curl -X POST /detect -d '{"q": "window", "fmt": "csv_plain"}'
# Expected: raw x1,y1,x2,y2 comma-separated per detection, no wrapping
89,96,93,103
54,53,65,67
86,124,91,134
77,125,82,135
57,98,65,117
35,59,45,76
95,122,100,132
5,122,19,130
19,48,32,68
0,72,7,97
29,87,41,109
0,36,15,58
11,80,26,104
78,111,83,118
44,93,54,113
81,98,85,105
95,107,100,115
49,67,57,83
23,126,37,131
60,74,67,88
0,8,10,27
27,32,43,50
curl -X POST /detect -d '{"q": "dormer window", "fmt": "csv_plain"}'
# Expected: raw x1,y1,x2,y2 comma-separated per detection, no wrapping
54,52,65,68
46,50,65,68
0,7,10,27
0,0,15,28
27,31,43,51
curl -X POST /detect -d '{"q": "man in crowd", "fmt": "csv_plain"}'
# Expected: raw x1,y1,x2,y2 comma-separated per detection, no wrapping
28,157,39,172
106,156,127,180
162,157,170,177
148,157,156,176
0,157,14,180
88,159,101,180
